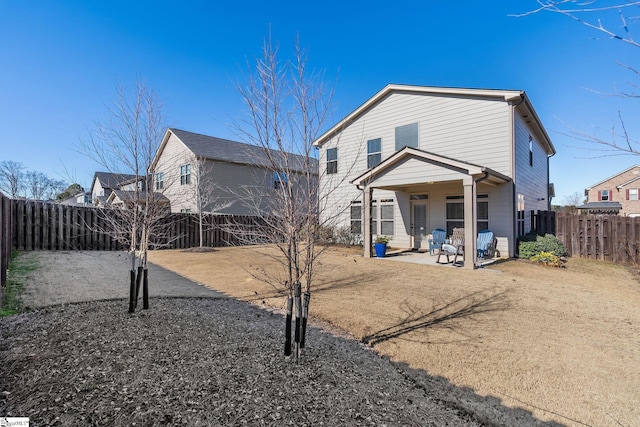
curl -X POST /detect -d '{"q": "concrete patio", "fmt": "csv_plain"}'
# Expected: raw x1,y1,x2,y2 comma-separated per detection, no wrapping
376,248,498,268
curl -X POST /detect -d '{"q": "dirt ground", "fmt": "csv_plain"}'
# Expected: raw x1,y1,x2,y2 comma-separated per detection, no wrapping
148,245,640,427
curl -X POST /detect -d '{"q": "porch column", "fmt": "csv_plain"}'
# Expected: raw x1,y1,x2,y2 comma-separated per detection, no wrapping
463,177,476,269
363,186,372,258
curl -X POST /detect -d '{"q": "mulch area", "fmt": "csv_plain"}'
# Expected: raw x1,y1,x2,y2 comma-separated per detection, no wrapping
0,297,483,426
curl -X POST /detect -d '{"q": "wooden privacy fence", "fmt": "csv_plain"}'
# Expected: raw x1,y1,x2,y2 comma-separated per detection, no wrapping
0,192,12,286
10,200,264,252
555,212,640,263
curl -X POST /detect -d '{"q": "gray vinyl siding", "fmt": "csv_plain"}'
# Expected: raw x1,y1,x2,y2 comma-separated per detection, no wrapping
514,113,550,234
320,92,513,230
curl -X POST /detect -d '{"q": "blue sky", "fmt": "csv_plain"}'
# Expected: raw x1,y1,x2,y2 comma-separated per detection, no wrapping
1,1,639,203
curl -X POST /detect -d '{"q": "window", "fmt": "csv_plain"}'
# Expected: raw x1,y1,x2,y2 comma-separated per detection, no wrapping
380,200,394,235
274,171,289,189
367,138,382,169
445,195,489,236
517,193,525,237
395,122,419,150
529,135,533,167
180,164,191,185
629,188,639,201
180,208,191,213
600,190,610,201
350,201,362,234
326,148,338,174
155,172,164,190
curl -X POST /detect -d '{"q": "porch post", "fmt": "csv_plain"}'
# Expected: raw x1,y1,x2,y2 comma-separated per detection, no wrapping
363,186,372,258
463,177,476,269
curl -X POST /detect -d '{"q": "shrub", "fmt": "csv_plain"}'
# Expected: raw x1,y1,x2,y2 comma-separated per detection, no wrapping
324,226,363,246
530,251,562,267
518,233,567,259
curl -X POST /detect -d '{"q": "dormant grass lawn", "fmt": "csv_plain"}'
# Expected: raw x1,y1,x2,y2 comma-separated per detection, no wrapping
148,245,640,427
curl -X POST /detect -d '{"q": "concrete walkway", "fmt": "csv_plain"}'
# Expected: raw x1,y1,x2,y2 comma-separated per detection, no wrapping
19,250,226,308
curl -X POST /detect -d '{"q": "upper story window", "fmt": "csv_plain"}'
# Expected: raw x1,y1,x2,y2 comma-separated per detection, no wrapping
180,164,191,185
600,189,610,201
367,138,382,169
529,135,533,167
274,171,289,189
326,148,338,175
395,122,419,151
155,172,164,190
629,188,639,201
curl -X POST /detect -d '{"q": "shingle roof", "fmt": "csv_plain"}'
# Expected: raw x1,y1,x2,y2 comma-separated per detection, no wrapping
94,172,137,189
577,202,622,211
170,128,318,174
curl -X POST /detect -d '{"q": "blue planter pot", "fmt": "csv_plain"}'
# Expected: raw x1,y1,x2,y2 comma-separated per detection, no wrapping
374,242,387,258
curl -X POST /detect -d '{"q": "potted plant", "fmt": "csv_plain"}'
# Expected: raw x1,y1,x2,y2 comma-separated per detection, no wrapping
374,235,392,258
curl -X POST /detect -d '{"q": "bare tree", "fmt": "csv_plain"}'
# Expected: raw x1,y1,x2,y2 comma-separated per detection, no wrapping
229,35,366,359
0,161,26,198
79,79,167,313
25,171,66,200
516,1,640,156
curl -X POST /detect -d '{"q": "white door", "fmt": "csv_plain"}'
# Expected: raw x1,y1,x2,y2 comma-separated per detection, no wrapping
412,201,428,250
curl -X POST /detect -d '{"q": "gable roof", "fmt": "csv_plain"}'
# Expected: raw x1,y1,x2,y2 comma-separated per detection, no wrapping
154,128,318,174
586,165,640,190
312,84,555,155
351,146,511,187
92,172,137,190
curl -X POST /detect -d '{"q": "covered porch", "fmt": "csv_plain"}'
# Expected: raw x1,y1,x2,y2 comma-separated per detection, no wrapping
351,147,511,269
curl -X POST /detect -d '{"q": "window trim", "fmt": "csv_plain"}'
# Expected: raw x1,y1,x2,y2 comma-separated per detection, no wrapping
350,201,362,235
326,147,338,175
180,164,191,185
367,138,382,169
529,135,533,167
155,172,164,190
445,194,489,236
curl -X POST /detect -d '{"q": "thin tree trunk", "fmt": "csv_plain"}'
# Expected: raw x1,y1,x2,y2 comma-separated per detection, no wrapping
128,268,136,313
142,267,149,309
294,281,301,359
134,265,143,307
300,291,311,349
285,296,293,356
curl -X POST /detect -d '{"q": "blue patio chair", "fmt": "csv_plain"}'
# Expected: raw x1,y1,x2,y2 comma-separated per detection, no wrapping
428,228,447,255
477,229,495,260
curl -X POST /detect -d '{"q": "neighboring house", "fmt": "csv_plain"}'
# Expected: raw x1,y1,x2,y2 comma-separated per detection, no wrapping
90,172,136,206
150,128,318,215
106,188,170,211
578,165,640,216
313,84,556,268
59,191,92,206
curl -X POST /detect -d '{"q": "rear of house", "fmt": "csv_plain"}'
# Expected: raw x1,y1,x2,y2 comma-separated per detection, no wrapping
314,85,555,267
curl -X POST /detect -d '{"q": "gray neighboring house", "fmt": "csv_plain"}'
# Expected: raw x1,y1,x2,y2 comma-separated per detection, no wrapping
90,172,137,206
151,128,318,215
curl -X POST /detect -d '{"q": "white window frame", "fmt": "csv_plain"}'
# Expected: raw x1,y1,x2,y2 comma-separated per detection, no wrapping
155,172,164,190
350,201,362,235
326,148,338,175
180,164,191,185
630,188,639,201
367,138,382,169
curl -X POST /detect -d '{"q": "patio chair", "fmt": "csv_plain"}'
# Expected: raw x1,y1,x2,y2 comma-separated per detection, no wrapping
428,228,447,255
477,229,495,260
437,227,464,265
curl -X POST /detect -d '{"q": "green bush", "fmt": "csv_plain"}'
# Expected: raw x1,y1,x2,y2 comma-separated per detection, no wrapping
518,233,567,259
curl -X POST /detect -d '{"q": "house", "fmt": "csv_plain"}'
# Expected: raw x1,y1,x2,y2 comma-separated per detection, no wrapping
313,84,556,268
150,128,318,215
90,172,136,206
59,191,92,206
578,165,640,216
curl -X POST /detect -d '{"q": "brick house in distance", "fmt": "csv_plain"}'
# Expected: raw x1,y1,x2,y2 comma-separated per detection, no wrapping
579,165,640,216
